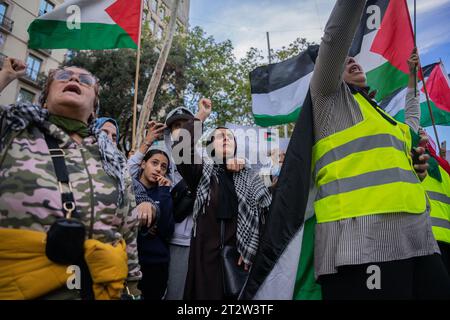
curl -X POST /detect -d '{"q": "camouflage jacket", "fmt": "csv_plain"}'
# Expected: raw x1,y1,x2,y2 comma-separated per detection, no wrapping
0,104,141,281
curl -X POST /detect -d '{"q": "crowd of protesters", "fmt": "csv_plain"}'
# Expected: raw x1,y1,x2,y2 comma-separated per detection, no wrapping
0,0,449,301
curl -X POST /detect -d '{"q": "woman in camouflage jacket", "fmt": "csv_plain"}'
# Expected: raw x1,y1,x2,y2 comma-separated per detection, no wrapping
0,57,154,299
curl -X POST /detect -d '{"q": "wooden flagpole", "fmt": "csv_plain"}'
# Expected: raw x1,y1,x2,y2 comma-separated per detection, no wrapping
136,0,181,148
131,0,144,152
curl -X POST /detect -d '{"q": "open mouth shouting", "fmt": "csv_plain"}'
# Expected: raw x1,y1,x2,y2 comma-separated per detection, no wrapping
62,83,82,95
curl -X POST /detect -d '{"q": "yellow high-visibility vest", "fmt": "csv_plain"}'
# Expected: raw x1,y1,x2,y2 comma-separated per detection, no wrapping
422,166,450,244
312,93,427,224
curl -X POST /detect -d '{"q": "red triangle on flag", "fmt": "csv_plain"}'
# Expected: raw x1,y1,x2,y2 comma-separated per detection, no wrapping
370,0,414,75
105,0,142,45
425,63,450,112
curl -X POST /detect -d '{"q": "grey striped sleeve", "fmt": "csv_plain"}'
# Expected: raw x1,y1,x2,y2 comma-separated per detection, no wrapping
405,88,421,133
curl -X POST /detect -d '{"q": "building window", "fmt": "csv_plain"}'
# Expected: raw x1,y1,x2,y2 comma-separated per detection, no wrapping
0,3,8,25
39,0,55,16
157,25,164,40
149,19,156,33
26,54,42,82
151,0,158,13
159,5,166,20
17,88,36,104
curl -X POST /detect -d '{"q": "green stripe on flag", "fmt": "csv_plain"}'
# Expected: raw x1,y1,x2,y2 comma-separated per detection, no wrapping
293,215,322,300
28,20,137,50
394,101,450,127
254,107,301,127
366,62,408,101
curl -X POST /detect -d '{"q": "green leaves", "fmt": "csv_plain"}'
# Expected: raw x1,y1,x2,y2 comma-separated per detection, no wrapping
64,27,314,150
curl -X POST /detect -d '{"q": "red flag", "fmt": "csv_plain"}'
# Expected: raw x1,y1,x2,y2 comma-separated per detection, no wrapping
424,63,450,113
106,0,142,45
370,0,414,75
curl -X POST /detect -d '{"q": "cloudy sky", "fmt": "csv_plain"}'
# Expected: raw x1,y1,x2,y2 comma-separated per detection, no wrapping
190,0,450,145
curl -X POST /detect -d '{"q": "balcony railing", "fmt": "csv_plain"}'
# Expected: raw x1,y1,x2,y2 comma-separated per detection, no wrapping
0,13,14,33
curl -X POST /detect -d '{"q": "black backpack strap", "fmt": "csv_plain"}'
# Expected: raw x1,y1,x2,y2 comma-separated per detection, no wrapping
44,133,80,220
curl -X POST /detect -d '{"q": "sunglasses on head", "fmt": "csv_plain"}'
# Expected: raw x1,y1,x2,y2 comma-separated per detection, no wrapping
54,69,98,87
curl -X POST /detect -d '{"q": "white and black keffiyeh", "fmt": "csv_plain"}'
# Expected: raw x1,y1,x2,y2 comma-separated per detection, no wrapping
193,157,272,265
2,102,127,207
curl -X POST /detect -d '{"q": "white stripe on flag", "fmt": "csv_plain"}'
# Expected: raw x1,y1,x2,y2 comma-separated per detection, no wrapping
354,31,387,72
38,0,116,24
252,72,313,117
384,84,427,117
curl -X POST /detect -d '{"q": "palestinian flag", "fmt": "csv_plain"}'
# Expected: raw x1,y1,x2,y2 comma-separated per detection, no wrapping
28,0,142,50
242,44,320,300
382,63,450,127
250,0,414,127
350,0,415,101
250,47,316,127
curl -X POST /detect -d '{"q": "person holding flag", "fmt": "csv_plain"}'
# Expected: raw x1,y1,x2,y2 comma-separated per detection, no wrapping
307,0,450,299
417,129,450,275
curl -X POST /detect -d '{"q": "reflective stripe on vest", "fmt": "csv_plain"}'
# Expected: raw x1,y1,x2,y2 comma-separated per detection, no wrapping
312,92,427,224
427,191,450,205
317,168,419,200
431,217,450,230
422,166,450,244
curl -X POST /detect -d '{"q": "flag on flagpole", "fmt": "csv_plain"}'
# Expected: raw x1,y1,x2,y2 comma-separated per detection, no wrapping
28,0,142,50
250,0,415,127
245,0,421,300
350,0,415,101
382,63,450,127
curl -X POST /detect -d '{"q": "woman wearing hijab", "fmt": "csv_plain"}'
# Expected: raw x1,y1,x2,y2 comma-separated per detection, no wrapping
173,110,272,300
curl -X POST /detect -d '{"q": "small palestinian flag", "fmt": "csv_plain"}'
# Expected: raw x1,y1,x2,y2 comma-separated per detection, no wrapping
28,0,142,50
382,62,450,127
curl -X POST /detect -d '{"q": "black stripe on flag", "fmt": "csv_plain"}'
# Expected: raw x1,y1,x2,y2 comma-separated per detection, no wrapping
250,45,318,94
242,47,319,300
379,63,439,110
349,0,389,57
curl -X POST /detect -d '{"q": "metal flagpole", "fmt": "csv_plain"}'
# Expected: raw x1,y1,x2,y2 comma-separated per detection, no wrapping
414,0,417,97
420,63,442,156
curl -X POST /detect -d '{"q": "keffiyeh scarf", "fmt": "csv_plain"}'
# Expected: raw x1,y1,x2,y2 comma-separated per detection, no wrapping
193,157,272,265
3,103,127,207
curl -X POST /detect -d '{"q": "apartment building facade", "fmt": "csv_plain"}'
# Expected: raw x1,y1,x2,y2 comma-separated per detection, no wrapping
0,0,190,106
143,0,190,40
0,0,67,106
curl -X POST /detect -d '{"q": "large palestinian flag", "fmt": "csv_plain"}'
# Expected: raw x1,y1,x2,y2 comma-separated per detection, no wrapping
251,0,415,127
382,63,450,127
28,0,142,50
243,0,420,300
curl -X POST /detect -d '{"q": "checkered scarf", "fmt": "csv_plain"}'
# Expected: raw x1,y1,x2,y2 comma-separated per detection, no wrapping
193,157,272,265
3,102,127,207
